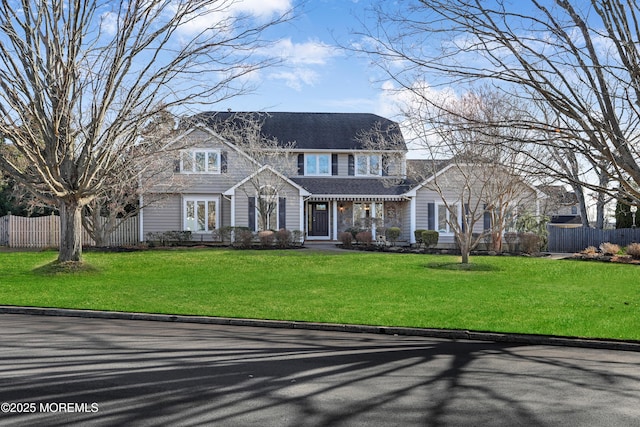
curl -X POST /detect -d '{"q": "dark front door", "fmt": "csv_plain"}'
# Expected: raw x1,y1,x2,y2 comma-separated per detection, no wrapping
310,203,329,236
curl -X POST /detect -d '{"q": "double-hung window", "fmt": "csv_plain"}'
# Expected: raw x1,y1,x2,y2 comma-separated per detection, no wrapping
184,197,218,232
305,154,331,176
436,203,458,234
356,154,381,176
182,150,220,173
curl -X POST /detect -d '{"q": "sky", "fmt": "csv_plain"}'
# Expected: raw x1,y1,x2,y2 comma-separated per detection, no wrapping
218,0,396,118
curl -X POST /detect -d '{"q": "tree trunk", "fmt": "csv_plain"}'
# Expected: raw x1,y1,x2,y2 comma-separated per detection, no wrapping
461,247,470,264
459,235,471,264
59,199,83,262
570,183,590,227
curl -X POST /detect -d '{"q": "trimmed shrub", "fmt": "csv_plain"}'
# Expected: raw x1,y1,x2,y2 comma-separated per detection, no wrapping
339,231,353,248
421,230,439,248
214,226,234,243
355,231,373,246
600,242,621,256
234,229,254,249
519,232,541,254
345,227,362,239
275,228,292,248
258,230,275,247
625,243,640,259
414,229,426,246
146,231,191,246
386,227,401,245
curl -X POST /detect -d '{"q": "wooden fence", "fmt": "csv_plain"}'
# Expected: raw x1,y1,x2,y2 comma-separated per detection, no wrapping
0,214,139,248
547,226,640,253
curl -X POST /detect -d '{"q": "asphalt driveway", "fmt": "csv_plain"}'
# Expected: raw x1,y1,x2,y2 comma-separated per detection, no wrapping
1,313,639,426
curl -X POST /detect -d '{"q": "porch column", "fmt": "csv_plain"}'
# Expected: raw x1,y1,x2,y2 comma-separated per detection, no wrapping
332,201,338,240
410,197,416,244
299,196,305,239
371,202,377,240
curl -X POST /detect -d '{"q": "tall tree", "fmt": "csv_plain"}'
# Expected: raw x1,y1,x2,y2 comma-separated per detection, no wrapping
404,89,542,263
356,0,640,209
81,107,188,246
0,0,291,262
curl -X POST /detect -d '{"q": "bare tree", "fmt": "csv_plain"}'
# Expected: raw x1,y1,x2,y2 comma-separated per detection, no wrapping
207,112,298,233
82,107,192,246
0,0,291,262
356,0,640,210
405,88,542,263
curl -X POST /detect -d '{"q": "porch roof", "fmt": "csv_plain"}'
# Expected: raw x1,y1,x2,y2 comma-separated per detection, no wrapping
291,177,412,201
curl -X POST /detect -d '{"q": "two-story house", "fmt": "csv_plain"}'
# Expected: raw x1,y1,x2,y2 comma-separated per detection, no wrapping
139,111,544,246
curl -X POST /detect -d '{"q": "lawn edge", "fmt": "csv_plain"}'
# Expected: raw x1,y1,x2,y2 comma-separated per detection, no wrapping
2,304,639,352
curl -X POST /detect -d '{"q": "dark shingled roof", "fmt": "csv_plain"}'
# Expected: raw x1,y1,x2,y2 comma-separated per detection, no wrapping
187,112,406,151
291,177,412,196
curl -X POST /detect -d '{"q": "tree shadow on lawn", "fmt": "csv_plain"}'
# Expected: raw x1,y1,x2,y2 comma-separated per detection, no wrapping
1,314,640,426
426,262,501,272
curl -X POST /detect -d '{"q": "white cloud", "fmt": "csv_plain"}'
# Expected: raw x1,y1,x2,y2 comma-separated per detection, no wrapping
267,38,341,65
264,38,342,91
229,0,292,20
270,68,320,91
175,0,293,36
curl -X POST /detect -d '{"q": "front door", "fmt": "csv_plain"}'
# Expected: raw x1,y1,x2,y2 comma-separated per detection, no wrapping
309,202,329,237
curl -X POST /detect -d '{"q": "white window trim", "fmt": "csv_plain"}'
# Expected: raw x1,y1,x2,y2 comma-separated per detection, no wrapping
305,153,331,176
181,149,221,174
436,203,459,235
355,154,382,176
183,196,219,233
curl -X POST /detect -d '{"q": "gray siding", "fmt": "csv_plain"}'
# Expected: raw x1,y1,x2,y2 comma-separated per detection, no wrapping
142,195,182,236
233,177,302,230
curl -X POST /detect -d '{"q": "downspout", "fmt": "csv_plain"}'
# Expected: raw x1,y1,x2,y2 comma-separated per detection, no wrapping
223,193,235,242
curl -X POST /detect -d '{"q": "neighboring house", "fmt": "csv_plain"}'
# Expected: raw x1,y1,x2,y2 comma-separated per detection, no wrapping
140,112,545,246
538,185,583,228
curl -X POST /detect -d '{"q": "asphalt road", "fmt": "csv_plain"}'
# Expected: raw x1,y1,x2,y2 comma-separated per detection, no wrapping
1,313,640,426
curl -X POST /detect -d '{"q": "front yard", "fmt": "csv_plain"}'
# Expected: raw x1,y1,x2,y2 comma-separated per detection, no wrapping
1,248,639,341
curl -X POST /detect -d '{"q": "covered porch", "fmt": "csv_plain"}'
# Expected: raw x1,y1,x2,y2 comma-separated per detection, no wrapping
304,196,412,243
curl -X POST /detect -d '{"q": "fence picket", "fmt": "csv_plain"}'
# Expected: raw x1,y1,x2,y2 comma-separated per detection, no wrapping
0,214,139,248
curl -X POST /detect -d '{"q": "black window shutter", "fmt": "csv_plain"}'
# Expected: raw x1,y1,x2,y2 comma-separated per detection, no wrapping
483,205,491,230
220,151,228,173
297,154,304,175
173,159,181,173
331,154,338,176
427,203,435,230
348,155,355,176
462,204,469,232
248,197,256,231
382,155,389,176
278,197,286,229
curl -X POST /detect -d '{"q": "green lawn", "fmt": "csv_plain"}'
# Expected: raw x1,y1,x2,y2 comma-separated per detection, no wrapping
1,248,639,340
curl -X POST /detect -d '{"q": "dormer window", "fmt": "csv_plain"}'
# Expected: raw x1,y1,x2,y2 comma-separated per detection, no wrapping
181,149,220,173
305,154,331,176
356,154,381,176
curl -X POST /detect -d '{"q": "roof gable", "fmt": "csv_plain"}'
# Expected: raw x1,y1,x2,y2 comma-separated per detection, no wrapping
186,112,407,151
